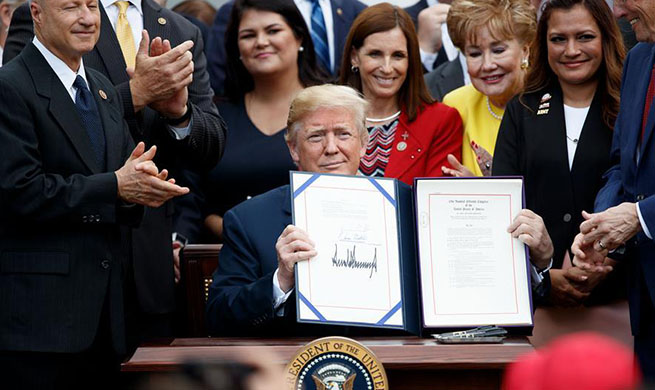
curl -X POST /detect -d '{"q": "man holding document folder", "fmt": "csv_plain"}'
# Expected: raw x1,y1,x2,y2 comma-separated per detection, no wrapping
205,85,371,335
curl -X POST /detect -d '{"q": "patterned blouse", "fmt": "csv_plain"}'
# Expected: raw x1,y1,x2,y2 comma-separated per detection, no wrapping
358,119,399,177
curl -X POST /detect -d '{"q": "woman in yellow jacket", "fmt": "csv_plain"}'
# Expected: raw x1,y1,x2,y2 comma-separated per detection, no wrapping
440,0,537,177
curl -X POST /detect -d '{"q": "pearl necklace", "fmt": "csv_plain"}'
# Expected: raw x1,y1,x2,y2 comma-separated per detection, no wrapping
366,110,401,123
486,97,502,121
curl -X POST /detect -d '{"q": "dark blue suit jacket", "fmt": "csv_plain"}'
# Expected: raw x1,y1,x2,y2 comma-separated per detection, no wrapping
205,0,366,95
206,185,290,335
205,185,405,337
595,43,655,336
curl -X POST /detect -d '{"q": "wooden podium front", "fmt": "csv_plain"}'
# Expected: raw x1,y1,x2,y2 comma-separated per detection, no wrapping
122,337,532,389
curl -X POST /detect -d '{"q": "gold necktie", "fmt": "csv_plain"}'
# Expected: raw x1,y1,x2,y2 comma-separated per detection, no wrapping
115,1,136,69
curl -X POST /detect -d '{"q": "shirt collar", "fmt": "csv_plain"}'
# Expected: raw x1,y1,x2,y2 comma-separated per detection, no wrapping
101,0,143,16
32,36,89,95
427,0,439,7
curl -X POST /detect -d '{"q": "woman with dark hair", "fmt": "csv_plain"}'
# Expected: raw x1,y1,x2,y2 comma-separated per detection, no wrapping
174,0,327,242
339,3,463,185
493,0,626,309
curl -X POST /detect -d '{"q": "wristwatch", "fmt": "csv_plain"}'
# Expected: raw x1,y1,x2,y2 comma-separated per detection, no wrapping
166,102,192,126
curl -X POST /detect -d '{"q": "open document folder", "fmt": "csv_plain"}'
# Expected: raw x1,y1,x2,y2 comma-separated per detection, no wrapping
290,172,533,333
291,171,419,334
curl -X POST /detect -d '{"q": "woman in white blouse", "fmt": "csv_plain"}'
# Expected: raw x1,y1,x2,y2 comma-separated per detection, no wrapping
492,0,625,307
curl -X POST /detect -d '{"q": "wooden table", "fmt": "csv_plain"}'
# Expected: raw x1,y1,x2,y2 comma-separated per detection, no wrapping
122,337,533,389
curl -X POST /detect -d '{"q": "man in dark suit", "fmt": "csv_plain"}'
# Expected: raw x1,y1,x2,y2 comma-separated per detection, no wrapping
0,0,189,386
4,0,226,342
205,0,366,95
572,0,655,380
206,85,370,336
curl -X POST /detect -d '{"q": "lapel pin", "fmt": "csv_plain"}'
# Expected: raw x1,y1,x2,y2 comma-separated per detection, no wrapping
158,17,167,25
537,109,549,115
397,131,409,151
98,89,107,100
336,8,343,16
539,102,550,109
540,93,551,103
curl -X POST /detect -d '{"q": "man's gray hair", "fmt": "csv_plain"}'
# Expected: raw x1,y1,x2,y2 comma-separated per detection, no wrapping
286,84,369,146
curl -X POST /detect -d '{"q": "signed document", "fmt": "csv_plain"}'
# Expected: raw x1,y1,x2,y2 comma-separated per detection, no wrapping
415,177,532,328
291,172,418,331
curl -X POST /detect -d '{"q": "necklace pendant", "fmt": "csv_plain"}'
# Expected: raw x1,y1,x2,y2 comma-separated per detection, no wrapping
397,141,407,151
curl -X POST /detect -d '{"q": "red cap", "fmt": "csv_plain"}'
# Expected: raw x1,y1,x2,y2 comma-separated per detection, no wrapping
503,332,641,390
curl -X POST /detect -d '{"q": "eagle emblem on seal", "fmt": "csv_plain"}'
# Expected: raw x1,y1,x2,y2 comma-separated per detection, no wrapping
311,363,356,390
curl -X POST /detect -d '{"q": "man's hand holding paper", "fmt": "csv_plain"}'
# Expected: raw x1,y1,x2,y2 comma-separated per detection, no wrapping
275,225,317,293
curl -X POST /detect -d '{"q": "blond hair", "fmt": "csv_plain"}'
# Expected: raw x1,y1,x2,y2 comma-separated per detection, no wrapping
447,0,537,50
286,84,369,146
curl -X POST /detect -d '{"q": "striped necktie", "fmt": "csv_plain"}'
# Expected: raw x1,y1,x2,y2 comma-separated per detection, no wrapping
115,1,136,69
310,0,331,74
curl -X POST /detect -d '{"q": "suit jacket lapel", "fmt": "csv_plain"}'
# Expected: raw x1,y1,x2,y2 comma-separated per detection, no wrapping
543,86,573,184
639,47,655,160
571,90,604,178
142,0,167,43
87,74,123,170
330,0,347,69
23,44,100,173
384,113,425,179
440,56,464,91
92,5,130,85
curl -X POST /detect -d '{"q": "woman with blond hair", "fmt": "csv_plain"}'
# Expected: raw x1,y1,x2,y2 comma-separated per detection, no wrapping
440,0,537,177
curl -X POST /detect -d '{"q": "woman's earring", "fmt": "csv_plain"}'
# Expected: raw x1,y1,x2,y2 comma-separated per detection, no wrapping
351,65,359,73
298,46,304,52
520,57,529,70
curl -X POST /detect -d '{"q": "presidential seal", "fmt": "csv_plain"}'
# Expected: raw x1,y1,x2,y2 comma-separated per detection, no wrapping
285,337,388,390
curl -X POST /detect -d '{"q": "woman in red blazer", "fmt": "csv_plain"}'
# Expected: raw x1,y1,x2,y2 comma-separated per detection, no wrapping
339,3,463,186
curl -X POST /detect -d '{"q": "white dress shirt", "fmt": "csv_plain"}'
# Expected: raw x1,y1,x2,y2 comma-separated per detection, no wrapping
295,0,335,71
272,269,293,314
33,37,90,102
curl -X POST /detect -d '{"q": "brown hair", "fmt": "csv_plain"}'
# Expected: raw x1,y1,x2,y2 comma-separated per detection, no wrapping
338,3,433,122
447,0,537,50
171,0,216,26
524,0,625,128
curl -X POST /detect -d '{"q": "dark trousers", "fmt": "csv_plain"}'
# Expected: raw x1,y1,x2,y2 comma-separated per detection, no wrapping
0,299,121,390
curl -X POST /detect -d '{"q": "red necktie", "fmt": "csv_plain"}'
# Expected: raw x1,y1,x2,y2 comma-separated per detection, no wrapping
642,65,655,141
